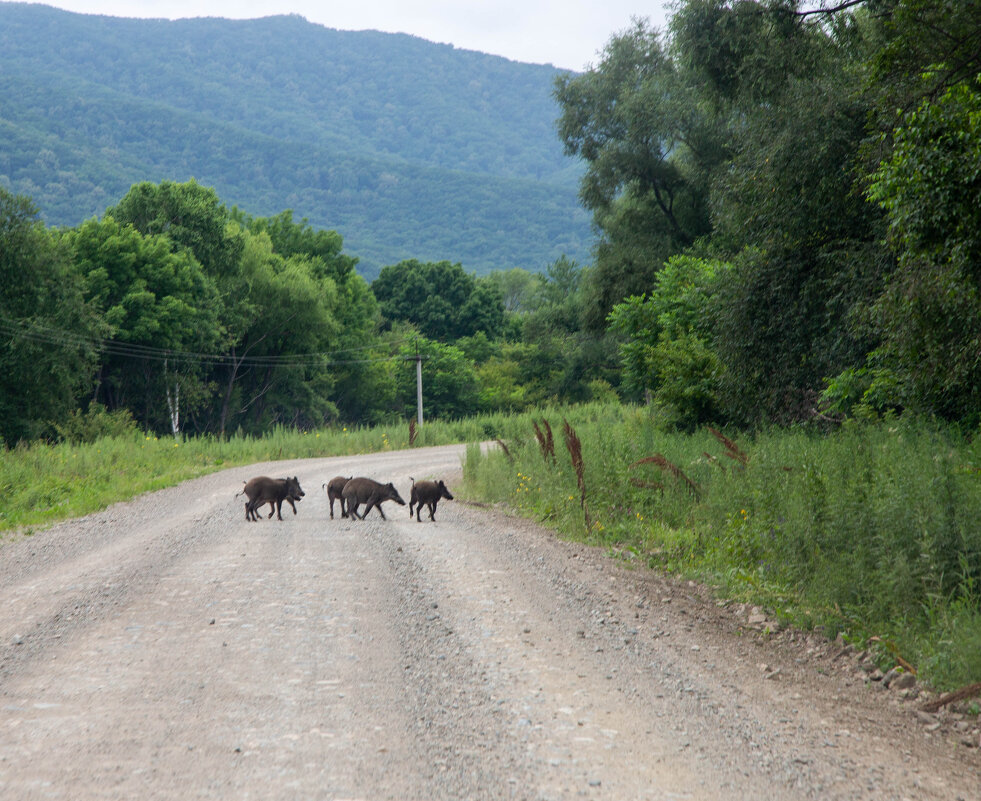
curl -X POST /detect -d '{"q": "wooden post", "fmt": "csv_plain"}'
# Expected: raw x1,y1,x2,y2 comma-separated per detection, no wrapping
415,340,423,426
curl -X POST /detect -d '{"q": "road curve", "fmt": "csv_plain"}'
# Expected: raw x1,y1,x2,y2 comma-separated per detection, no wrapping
0,445,976,800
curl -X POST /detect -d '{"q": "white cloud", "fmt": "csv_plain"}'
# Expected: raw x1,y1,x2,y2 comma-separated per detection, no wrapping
37,0,671,71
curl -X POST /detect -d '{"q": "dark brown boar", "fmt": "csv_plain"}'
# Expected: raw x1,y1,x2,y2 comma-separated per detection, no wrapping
409,478,454,521
342,477,406,520
322,476,352,519
239,475,305,521
251,491,302,521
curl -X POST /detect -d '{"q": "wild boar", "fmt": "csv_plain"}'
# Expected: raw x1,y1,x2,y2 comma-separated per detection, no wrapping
409,478,454,522
239,475,305,521
342,477,406,520
251,489,303,521
323,476,352,519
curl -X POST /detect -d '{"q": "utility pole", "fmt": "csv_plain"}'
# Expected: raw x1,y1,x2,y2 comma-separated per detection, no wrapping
415,339,423,426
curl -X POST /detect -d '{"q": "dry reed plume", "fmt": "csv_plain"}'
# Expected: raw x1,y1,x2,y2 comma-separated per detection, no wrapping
708,427,748,466
495,438,514,463
542,419,555,463
630,455,700,499
532,419,556,464
532,420,547,461
563,419,591,530
408,419,417,446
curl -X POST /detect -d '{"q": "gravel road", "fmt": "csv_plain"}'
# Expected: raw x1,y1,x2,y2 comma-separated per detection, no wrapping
0,445,977,800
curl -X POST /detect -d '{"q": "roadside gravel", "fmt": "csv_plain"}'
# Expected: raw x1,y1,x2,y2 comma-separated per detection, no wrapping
0,445,976,799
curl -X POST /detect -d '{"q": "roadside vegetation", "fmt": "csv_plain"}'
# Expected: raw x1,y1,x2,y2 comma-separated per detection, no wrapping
464,406,981,692
4,402,979,692
0,408,527,533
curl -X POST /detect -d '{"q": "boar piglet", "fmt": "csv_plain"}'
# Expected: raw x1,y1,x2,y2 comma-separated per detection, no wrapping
323,476,352,519
409,478,454,522
342,477,406,520
239,475,305,521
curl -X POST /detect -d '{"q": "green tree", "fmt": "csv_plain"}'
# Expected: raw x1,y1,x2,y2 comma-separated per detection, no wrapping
869,78,981,276
395,337,478,420
855,78,981,422
325,273,392,425
0,189,101,444
211,228,343,435
609,254,726,428
474,341,541,413
371,259,504,340
555,17,720,328
230,208,358,284
673,1,887,424
522,256,585,340
820,4,981,423
63,216,222,431
519,257,621,403
227,208,389,425
108,179,244,277
868,0,981,128
484,267,541,313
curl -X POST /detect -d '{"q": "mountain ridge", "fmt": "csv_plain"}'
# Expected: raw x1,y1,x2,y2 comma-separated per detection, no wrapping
0,3,592,277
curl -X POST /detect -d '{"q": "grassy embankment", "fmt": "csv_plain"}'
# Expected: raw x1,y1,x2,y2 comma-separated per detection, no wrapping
2,402,979,691
0,415,513,533
464,404,981,692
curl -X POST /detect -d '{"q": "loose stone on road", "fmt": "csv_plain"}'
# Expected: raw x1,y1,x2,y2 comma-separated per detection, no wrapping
0,445,976,799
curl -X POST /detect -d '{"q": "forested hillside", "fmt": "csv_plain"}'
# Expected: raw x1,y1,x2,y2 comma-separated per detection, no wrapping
3,0,980,445
0,3,591,277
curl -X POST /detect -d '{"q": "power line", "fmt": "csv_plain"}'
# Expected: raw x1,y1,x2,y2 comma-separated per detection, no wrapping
0,317,416,369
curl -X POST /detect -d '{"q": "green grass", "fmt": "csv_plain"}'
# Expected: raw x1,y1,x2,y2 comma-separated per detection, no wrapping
0,413,521,533
4,403,980,691
464,409,981,691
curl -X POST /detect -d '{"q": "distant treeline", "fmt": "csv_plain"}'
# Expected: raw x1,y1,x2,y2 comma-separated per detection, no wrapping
0,178,614,445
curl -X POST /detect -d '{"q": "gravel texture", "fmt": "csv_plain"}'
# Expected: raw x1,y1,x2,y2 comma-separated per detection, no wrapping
0,444,977,799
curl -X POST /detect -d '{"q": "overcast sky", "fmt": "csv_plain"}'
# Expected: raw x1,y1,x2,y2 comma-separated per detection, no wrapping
35,1,672,71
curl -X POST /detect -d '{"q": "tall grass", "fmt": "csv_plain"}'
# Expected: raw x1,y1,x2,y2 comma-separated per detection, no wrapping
4,403,980,689
0,410,538,533
464,409,981,690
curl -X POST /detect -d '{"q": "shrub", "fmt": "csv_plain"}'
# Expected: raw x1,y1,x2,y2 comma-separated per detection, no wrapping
53,404,138,444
